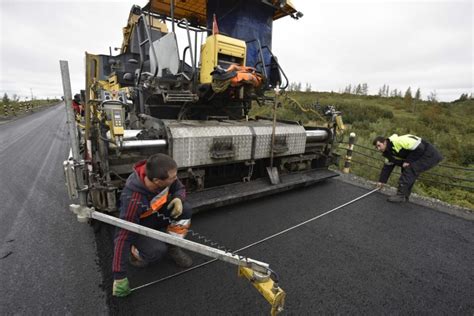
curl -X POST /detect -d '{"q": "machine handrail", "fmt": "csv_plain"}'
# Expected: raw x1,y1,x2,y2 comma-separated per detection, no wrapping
260,45,289,90
177,18,195,81
245,38,268,85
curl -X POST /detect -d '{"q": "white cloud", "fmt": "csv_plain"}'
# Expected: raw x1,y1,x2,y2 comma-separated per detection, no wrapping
0,0,472,101
273,0,473,101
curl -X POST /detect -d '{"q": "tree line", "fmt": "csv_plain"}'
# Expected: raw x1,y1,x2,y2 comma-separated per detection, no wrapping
287,82,472,104
287,82,312,92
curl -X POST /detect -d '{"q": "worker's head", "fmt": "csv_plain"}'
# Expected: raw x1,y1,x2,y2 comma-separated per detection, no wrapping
373,136,387,152
73,94,81,103
145,154,178,190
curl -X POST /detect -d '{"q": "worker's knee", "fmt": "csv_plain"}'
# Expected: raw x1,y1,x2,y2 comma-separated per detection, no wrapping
399,167,417,184
138,240,168,263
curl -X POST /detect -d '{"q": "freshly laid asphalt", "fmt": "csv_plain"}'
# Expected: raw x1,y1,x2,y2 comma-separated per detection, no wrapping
1,105,473,315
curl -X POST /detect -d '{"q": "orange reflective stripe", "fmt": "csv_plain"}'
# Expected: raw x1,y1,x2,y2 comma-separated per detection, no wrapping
139,190,169,219
167,223,190,236
139,208,154,219
151,193,168,210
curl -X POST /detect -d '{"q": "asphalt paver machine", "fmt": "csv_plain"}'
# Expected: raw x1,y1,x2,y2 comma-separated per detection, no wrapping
61,0,344,313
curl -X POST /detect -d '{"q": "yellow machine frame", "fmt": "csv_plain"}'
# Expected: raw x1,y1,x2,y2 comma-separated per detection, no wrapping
200,34,247,84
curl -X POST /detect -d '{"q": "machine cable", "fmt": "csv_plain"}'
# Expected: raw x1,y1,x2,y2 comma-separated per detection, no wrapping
131,187,380,292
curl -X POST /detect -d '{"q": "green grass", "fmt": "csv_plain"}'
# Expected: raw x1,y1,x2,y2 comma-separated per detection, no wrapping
250,91,474,210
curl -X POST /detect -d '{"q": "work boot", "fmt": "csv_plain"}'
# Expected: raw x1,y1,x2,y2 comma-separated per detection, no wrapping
168,246,193,268
387,194,407,203
129,245,148,268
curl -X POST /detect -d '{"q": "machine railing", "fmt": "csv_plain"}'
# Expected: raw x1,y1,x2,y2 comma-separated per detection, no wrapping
246,38,269,83
247,41,289,91
177,18,196,83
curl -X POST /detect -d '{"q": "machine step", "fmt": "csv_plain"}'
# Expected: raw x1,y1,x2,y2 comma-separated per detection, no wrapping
188,169,338,213
163,90,198,103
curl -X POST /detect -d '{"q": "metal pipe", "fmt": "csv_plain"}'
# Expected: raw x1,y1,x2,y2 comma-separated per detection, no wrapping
170,0,175,32
122,139,167,148
305,130,329,142
109,139,167,149
91,211,269,273
111,129,326,146
194,31,198,90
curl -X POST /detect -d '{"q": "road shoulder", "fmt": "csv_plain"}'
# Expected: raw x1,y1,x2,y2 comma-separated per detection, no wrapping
333,170,474,221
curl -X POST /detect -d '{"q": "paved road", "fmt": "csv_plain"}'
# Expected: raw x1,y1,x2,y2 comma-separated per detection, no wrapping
105,181,474,315
0,104,107,315
1,105,473,315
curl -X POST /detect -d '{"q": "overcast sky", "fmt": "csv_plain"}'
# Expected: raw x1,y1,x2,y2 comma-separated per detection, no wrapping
0,0,472,102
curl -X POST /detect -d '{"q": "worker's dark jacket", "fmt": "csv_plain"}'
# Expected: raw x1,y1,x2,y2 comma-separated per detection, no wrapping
112,160,188,280
379,134,442,183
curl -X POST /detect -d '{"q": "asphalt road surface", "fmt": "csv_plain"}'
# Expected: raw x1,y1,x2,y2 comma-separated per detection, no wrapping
0,104,106,314
1,105,473,315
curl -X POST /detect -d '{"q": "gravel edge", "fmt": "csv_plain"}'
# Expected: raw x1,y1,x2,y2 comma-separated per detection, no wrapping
332,170,474,221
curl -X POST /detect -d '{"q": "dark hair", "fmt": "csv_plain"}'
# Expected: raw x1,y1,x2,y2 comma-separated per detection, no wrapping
73,94,81,103
372,136,386,146
146,154,178,180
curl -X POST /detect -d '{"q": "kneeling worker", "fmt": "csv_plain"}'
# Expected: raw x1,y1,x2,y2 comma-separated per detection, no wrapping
373,134,443,202
112,153,193,297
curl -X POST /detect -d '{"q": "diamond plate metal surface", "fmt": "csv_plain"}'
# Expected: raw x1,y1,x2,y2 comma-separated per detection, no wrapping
251,124,306,159
164,120,307,168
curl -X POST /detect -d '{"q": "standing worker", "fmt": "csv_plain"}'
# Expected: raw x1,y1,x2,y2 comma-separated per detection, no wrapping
112,154,193,297
72,94,82,116
373,134,443,202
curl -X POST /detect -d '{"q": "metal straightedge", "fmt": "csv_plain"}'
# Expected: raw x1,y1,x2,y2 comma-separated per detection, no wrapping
70,204,94,223
70,205,270,274
69,204,284,313
96,211,270,273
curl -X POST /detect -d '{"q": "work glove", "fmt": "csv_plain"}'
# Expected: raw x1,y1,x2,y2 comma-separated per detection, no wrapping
167,197,183,218
112,278,131,297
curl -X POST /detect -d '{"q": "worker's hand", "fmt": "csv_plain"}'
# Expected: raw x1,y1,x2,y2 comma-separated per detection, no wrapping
112,278,131,297
167,197,183,218
376,182,384,189
402,162,410,168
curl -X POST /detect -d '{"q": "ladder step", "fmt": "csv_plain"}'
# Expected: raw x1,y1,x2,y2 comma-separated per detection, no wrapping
163,91,198,103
